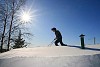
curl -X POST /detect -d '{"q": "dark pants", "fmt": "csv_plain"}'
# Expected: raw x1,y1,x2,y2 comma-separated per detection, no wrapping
55,38,66,46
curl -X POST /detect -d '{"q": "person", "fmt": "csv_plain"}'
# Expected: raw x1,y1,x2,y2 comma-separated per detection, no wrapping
51,27,67,46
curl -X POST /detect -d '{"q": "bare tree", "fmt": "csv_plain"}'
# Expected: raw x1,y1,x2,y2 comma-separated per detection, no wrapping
0,0,26,52
0,0,34,52
7,0,26,51
0,0,9,52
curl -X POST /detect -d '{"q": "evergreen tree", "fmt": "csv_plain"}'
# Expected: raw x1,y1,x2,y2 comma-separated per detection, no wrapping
13,30,25,49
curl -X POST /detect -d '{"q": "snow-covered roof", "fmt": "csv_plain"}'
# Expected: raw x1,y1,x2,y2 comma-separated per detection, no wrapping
0,45,100,67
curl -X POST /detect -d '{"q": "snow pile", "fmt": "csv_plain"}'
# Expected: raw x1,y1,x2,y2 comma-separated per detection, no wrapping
0,45,100,67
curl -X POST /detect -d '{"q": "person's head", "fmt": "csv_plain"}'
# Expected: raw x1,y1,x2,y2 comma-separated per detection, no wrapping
51,27,56,32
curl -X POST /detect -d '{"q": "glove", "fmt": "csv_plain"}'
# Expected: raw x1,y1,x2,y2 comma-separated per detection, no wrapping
54,38,57,40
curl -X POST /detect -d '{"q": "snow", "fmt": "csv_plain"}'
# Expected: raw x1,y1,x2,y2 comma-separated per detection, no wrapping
0,45,100,67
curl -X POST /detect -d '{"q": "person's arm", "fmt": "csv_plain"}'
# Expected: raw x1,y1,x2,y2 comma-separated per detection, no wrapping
55,30,61,39
54,37,57,40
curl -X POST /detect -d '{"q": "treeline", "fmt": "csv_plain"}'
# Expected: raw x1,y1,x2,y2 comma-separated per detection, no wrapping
0,0,32,53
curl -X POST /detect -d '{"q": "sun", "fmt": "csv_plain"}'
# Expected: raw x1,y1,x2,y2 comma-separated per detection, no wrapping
17,5,38,23
21,11,32,22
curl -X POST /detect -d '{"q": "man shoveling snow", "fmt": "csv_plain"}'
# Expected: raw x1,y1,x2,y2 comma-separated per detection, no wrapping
51,27,67,46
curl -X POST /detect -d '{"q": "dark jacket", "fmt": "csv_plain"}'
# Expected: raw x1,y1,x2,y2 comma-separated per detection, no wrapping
55,30,62,39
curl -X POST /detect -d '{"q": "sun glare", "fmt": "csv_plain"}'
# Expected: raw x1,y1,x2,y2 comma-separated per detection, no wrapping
17,4,38,24
21,12,31,22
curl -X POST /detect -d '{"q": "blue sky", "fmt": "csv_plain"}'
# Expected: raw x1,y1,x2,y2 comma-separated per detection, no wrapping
26,0,100,47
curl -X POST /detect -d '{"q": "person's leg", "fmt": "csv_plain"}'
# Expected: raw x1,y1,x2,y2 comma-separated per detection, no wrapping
55,40,59,46
59,38,67,46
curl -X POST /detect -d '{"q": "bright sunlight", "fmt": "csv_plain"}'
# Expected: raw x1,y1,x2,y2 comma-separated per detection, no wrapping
20,11,32,22
18,6,37,23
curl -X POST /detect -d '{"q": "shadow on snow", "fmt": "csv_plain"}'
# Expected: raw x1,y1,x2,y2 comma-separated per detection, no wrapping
67,45,100,51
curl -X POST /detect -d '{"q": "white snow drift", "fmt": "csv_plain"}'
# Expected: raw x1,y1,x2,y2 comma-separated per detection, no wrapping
0,45,100,67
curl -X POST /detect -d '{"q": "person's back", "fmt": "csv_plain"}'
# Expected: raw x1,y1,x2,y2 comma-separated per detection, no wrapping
55,30,62,39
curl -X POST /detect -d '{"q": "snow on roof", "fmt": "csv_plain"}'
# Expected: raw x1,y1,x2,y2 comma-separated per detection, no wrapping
0,45,100,59
0,45,100,67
